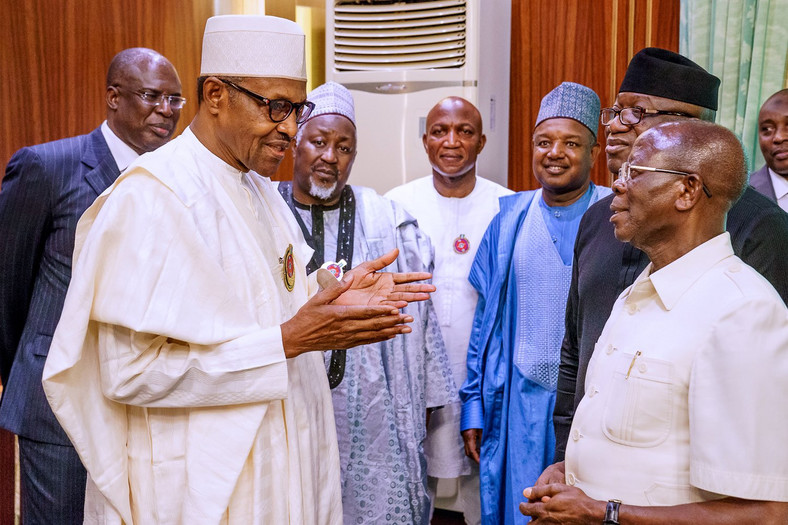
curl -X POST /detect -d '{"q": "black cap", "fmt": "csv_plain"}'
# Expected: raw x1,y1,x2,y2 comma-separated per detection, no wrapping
619,48,720,110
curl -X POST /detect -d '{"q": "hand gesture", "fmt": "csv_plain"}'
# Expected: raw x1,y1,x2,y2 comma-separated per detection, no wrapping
333,249,435,308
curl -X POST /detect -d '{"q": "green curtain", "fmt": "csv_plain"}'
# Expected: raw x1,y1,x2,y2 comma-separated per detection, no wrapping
680,0,788,172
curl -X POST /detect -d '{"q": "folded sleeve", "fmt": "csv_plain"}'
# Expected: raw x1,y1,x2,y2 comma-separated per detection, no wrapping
77,172,289,408
689,294,788,501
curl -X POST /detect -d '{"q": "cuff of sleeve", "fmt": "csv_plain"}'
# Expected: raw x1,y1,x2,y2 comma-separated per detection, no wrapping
691,461,788,502
460,399,483,431
307,270,319,297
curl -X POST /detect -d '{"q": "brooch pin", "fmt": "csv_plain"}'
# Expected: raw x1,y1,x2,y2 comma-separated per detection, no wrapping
453,234,470,254
281,244,295,292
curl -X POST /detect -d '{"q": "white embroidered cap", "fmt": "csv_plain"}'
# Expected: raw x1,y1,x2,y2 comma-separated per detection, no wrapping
200,15,306,81
303,81,356,127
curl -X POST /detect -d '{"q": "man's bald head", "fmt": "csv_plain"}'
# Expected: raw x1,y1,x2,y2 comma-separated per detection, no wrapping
423,97,486,188
106,48,174,88
427,97,483,132
105,47,182,154
637,121,747,211
611,121,744,265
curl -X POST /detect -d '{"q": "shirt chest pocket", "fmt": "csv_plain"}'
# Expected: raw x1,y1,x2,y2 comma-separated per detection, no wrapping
602,353,674,448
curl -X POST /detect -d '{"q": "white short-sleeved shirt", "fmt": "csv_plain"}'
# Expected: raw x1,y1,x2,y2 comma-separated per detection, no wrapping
565,233,788,506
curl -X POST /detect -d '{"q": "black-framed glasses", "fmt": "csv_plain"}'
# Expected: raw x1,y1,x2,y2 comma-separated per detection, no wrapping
601,106,692,126
115,86,186,109
219,78,314,124
618,161,712,198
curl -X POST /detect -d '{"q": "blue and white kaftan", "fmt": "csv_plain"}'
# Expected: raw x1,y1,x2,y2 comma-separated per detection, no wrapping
460,184,611,525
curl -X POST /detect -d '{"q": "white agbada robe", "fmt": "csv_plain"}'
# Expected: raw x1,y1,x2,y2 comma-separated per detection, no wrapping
43,128,342,524
386,175,512,478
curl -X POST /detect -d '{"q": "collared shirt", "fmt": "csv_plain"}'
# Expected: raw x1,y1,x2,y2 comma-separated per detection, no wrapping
100,120,139,171
565,232,788,506
538,187,593,265
768,167,788,212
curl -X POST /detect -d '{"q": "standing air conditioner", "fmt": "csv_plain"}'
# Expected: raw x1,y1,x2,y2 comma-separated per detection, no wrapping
326,0,510,194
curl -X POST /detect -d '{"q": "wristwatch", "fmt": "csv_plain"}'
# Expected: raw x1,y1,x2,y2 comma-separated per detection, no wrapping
603,499,621,524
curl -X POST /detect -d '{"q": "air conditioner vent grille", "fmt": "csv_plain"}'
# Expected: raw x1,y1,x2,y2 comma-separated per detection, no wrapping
333,0,466,71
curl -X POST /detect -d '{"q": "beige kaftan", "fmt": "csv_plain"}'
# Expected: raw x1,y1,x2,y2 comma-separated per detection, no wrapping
43,128,342,524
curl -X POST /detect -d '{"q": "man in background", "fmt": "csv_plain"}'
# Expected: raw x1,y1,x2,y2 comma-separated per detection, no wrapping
547,49,788,477
0,47,182,523
460,82,610,525
751,88,788,211
280,81,456,524
386,96,512,525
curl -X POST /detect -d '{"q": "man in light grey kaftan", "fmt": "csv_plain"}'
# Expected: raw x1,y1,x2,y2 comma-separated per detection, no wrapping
281,81,456,524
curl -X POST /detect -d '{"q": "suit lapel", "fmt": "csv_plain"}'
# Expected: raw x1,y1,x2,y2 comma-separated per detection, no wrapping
750,166,777,201
83,127,121,196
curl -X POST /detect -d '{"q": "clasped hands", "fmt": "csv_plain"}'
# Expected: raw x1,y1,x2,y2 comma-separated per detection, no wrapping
281,249,434,357
519,461,604,524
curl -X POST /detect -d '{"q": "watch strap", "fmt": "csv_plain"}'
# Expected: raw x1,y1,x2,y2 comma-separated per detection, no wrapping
603,499,621,525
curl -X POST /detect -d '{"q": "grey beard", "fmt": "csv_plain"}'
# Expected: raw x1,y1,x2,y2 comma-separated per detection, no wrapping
309,180,338,201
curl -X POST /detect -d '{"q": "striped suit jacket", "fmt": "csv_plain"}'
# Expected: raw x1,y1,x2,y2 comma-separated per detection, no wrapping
0,127,120,444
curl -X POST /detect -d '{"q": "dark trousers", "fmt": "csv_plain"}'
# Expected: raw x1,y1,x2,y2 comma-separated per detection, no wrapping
18,436,86,525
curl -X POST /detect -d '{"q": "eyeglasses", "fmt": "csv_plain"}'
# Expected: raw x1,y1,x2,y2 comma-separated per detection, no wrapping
115,87,186,109
618,162,712,198
219,78,314,124
601,106,692,126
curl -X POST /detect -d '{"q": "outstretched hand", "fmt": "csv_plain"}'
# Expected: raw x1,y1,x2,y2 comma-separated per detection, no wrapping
333,248,435,308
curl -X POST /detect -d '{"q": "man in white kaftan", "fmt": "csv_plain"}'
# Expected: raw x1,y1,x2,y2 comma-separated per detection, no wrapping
281,82,456,524
386,97,512,525
42,16,434,525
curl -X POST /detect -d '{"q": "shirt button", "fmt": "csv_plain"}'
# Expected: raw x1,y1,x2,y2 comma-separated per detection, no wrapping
588,386,598,397
605,344,614,355
552,235,558,243
638,363,648,373
554,210,562,218
571,429,582,441
627,304,638,315
728,263,741,273
566,472,576,485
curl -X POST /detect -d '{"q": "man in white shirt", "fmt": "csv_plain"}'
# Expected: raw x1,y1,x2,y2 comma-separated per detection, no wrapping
386,96,511,525
520,121,788,524
0,47,182,523
751,88,788,211
41,16,434,524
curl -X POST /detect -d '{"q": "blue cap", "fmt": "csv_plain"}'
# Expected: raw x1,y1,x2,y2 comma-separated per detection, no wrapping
535,81,601,138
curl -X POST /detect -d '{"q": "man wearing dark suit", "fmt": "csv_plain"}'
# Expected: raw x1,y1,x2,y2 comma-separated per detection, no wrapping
0,47,182,523
533,48,788,485
751,88,788,211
